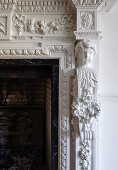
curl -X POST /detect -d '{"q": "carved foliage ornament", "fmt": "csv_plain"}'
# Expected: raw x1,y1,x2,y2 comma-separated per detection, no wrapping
71,40,101,170
12,14,75,35
80,11,95,30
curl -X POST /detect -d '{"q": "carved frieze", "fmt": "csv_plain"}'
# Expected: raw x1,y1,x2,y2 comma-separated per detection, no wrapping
12,14,75,36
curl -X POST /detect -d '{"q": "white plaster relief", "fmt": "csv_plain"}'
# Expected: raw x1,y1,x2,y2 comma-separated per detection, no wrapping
0,17,6,35
80,11,95,30
0,0,16,12
14,1,75,14
71,40,101,170
0,14,11,39
0,49,50,57
0,45,73,69
72,0,104,6
47,45,73,69
60,70,69,170
74,31,101,40
12,14,75,36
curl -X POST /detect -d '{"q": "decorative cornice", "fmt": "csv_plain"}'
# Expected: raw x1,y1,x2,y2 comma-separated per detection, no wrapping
72,0,117,11
14,0,75,14
72,0,104,7
0,0,75,14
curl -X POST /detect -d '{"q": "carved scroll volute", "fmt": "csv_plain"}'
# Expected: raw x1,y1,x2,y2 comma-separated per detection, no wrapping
71,39,101,170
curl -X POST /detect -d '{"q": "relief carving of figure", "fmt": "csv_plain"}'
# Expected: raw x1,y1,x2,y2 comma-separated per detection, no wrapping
71,39,101,170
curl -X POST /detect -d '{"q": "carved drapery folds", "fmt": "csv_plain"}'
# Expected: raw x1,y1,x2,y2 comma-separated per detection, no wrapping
71,40,101,170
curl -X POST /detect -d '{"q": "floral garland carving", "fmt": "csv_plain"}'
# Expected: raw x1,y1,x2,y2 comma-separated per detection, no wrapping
12,14,75,35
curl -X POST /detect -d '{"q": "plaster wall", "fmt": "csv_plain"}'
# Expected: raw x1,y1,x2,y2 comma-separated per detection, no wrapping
99,1,118,169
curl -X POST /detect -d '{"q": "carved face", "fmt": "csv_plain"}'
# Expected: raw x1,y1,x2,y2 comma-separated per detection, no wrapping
82,47,94,65
77,47,94,66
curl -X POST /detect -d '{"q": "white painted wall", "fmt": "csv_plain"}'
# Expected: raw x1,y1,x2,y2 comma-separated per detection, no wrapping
99,1,118,170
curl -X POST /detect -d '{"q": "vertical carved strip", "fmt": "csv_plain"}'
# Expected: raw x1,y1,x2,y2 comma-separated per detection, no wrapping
71,40,101,170
60,70,68,170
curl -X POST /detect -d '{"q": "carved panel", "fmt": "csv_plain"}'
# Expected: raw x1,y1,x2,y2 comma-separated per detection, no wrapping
80,11,95,30
0,16,7,36
0,14,11,39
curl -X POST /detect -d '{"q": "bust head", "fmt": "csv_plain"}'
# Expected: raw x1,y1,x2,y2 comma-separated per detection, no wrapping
75,40,96,67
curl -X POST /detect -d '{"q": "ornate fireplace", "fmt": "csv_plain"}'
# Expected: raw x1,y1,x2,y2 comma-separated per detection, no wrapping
0,0,116,170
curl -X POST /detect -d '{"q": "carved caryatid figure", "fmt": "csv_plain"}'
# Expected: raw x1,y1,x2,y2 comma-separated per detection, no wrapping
71,40,101,170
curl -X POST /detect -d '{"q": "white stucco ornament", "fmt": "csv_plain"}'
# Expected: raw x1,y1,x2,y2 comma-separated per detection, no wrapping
71,39,101,170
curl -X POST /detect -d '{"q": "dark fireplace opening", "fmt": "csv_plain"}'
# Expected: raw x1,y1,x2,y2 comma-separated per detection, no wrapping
0,59,59,170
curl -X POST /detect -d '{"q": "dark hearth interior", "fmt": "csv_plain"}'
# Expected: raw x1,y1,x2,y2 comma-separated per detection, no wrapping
0,59,59,170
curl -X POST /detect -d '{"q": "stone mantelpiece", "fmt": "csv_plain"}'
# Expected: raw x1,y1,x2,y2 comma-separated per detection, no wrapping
0,0,116,170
